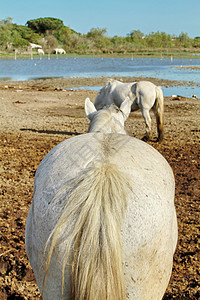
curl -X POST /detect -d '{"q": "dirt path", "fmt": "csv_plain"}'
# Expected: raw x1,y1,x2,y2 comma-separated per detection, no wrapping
0,78,199,299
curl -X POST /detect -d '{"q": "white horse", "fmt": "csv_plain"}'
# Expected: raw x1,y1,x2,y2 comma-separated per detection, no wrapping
95,79,164,141
38,48,44,55
25,97,177,300
55,48,66,54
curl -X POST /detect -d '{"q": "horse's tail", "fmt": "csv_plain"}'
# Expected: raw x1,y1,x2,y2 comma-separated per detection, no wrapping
44,162,131,300
155,86,164,141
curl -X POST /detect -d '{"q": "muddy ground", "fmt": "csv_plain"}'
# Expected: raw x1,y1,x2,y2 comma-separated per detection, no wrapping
0,77,199,299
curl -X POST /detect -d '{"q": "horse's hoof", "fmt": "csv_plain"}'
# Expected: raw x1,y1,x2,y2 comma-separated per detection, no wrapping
142,136,149,142
157,136,164,142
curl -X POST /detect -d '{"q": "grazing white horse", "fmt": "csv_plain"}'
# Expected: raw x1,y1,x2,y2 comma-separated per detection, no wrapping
95,79,164,141
54,48,66,54
38,48,44,55
25,97,177,300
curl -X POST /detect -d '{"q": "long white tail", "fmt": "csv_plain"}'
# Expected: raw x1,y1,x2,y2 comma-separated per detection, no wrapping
44,162,132,300
155,86,164,141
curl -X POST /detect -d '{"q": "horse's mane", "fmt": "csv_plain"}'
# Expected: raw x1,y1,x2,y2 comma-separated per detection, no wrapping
43,138,132,299
88,104,126,134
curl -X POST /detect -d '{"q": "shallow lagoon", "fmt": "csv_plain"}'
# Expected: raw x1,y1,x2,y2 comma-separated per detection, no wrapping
0,57,199,97
0,57,200,82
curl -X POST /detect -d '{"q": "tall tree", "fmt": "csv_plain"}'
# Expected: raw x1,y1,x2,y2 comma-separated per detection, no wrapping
26,17,64,35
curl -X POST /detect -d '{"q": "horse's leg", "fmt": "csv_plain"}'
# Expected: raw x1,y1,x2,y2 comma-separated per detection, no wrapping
141,108,152,141
130,100,139,112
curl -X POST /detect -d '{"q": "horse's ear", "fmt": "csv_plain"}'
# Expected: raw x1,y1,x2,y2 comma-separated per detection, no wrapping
85,98,97,120
120,97,132,120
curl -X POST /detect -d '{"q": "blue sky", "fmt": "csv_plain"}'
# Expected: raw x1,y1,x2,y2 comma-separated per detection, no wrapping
1,0,199,38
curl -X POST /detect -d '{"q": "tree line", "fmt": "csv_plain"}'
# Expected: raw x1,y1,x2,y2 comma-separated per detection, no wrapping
0,17,200,55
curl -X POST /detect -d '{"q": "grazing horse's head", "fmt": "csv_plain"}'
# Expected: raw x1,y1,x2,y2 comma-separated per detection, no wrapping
85,97,132,134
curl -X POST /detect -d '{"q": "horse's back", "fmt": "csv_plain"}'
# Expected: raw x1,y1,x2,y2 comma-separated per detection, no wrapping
95,80,157,111
95,80,134,109
25,133,177,299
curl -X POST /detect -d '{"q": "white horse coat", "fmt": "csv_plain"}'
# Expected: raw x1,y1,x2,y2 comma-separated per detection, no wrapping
25,98,177,300
54,48,66,54
38,48,44,55
95,79,164,141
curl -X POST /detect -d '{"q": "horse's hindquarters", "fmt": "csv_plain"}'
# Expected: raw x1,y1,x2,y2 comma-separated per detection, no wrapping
123,220,176,299
122,189,176,299
117,137,176,299
25,133,177,300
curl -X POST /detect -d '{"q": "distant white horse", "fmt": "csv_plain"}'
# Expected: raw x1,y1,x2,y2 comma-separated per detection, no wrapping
95,79,164,141
55,48,66,54
25,98,177,300
38,49,44,55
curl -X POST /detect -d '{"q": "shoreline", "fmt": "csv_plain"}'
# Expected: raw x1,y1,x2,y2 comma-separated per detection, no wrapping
0,75,200,91
1,51,200,60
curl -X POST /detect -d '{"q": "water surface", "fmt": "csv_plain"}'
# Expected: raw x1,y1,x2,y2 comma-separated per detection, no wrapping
0,57,199,82
0,57,199,97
